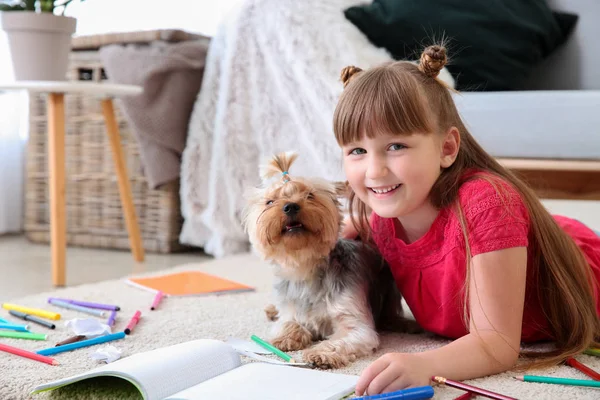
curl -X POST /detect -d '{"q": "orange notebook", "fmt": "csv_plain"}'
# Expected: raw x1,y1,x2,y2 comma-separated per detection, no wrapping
125,271,255,296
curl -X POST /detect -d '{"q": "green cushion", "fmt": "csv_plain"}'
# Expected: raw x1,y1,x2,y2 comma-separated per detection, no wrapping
344,0,578,91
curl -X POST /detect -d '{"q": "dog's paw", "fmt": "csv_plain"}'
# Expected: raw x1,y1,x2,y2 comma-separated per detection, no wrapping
264,304,279,321
271,322,312,352
302,342,355,369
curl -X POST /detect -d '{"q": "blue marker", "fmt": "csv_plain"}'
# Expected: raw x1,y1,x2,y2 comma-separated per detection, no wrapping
0,322,30,332
36,331,126,356
354,386,435,400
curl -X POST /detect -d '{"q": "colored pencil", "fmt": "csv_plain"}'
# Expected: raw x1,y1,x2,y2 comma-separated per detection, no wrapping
9,310,56,329
0,322,30,332
514,375,600,388
48,297,120,311
37,331,126,356
0,343,58,366
566,357,600,380
453,393,475,400
0,317,8,323
2,303,60,320
0,331,47,340
107,310,117,327
56,335,86,347
150,291,164,310
250,334,295,363
124,310,141,334
48,299,106,317
432,376,517,400
584,348,600,357
354,386,434,399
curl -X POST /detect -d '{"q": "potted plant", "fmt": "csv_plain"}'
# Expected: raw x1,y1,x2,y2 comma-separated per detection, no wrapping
0,0,85,81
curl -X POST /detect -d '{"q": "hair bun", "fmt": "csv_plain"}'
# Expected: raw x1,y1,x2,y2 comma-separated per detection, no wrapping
418,45,447,78
340,65,363,88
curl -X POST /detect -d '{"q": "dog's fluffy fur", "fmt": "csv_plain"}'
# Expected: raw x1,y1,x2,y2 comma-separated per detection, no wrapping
243,152,418,369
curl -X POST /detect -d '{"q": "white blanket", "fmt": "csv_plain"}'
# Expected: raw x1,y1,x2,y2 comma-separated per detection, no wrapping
180,0,455,257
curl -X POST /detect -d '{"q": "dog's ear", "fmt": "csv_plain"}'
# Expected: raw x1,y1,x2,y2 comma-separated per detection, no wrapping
334,181,349,198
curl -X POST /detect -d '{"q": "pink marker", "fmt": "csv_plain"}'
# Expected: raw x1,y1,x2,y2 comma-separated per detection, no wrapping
124,311,141,335
150,291,164,311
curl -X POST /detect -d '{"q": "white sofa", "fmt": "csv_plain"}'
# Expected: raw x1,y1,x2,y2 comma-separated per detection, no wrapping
458,0,599,160
455,0,600,199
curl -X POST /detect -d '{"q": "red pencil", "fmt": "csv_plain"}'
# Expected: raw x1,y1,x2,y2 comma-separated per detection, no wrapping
453,393,475,400
432,376,517,400
0,342,59,366
566,357,600,380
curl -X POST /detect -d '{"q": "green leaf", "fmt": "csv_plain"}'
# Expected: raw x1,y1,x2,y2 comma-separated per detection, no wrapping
0,5,26,11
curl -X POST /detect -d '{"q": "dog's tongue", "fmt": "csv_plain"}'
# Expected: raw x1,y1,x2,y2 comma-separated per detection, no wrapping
286,223,302,229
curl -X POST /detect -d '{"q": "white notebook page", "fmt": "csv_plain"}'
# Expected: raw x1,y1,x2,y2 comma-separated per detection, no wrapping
166,362,359,400
33,339,241,400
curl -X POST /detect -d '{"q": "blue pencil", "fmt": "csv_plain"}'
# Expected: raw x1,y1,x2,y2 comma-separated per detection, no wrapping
36,331,126,356
354,386,434,400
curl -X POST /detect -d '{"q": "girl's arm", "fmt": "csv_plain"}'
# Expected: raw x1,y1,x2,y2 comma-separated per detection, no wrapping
356,246,527,394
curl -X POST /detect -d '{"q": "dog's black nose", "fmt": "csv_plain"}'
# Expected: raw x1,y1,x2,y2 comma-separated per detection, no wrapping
283,202,300,215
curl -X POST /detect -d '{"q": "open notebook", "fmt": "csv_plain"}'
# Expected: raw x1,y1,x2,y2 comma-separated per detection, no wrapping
31,339,358,400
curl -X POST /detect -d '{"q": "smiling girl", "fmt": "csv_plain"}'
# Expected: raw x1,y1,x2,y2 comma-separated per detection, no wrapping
333,45,600,395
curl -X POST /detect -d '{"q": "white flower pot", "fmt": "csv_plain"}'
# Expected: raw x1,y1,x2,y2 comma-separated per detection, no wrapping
0,11,76,81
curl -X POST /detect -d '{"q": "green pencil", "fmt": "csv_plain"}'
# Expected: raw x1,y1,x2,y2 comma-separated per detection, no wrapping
0,331,47,340
515,375,600,388
250,334,295,363
584,348,600,357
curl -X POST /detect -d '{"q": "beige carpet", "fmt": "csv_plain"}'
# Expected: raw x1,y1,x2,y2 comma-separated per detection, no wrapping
1,253,600,400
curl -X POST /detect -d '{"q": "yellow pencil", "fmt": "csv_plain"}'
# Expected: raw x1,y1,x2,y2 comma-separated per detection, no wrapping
2,303,61,321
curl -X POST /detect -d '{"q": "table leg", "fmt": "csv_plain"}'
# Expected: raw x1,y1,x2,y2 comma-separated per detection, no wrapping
100,98,145,262
47,93,66,287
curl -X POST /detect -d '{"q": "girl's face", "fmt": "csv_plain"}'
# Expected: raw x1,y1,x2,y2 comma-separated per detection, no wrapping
342,132,448,219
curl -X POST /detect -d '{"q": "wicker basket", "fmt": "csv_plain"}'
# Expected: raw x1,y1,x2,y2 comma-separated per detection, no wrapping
24,49,186,253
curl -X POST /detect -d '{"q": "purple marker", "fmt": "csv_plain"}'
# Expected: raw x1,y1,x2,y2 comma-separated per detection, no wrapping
48,298,120,311
107,310,117,327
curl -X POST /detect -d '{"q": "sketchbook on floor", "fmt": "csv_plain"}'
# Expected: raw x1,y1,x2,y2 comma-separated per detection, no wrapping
31,339,358,400
125,270,255,296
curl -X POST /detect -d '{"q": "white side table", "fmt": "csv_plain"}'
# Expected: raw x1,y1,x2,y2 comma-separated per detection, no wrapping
0,81,145,287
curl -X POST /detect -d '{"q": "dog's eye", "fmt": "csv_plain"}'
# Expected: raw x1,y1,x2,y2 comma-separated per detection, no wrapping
265,200,274,206
307,193,314,200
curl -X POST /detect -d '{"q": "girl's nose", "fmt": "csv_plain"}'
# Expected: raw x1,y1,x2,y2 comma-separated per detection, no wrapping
366,156,388,180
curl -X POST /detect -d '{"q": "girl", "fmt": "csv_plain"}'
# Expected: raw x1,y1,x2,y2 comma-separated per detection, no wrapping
333,45,600,395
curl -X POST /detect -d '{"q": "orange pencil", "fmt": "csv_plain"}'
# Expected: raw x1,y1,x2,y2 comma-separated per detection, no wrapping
566,357,600,380
0,342,59,366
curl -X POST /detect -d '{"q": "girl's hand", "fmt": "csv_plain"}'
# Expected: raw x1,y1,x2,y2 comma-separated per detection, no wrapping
355,353,433,395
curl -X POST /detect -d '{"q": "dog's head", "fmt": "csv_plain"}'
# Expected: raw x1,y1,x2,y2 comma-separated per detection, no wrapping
243,152,347,271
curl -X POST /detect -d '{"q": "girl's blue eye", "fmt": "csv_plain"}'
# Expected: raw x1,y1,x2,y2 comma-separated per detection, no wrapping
389,143,406,151
349,148,366,155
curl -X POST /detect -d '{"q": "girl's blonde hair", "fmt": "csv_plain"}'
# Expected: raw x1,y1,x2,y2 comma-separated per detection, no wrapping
333,45,600,369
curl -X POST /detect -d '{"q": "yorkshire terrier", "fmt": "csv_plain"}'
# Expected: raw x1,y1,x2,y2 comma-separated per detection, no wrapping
243,152,419,369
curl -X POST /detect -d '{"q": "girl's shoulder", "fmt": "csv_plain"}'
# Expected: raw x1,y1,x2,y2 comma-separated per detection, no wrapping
457,170,526,220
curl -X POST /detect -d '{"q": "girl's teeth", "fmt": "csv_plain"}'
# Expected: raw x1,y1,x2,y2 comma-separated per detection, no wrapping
372,184,399,194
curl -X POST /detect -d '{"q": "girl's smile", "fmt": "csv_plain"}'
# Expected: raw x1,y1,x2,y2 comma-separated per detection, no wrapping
369,183,402,197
